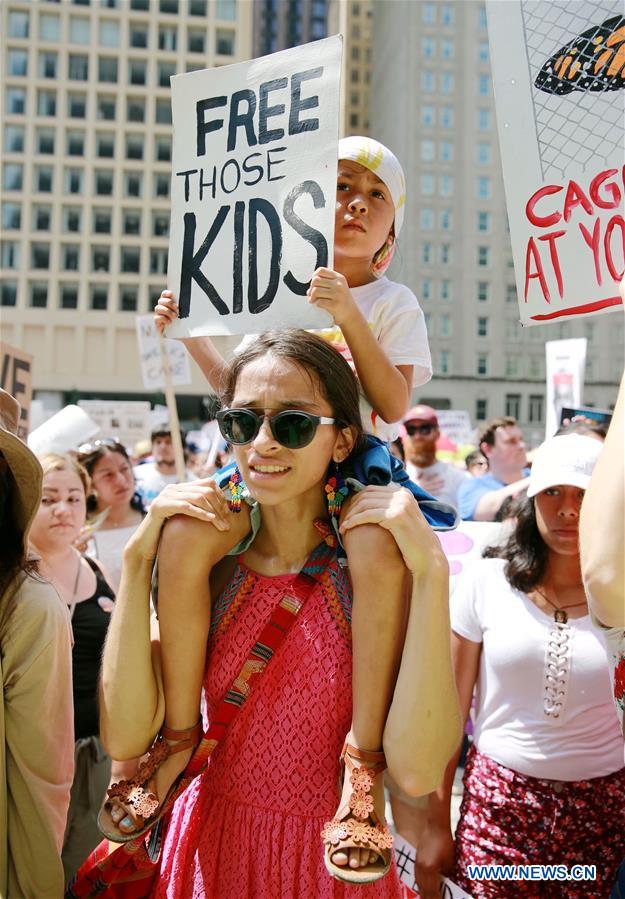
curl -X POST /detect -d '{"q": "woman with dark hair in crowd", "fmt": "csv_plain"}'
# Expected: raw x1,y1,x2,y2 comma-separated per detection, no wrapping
75,330,459,898
0,390,74,897
77,439,145,591
416,433,625,899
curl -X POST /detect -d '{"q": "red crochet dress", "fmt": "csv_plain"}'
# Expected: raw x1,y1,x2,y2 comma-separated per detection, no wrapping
151,541,402,898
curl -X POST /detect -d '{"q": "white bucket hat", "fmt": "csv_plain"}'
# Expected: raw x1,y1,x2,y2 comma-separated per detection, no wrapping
527,434,602,499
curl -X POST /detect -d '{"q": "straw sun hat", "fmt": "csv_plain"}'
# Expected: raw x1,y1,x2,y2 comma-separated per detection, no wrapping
0,388,42,550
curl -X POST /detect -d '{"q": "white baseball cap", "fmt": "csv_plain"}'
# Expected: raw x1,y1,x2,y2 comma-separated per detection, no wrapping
527,434,602,498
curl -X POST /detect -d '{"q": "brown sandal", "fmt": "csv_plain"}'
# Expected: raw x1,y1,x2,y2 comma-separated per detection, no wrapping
97,721,202,843
321,742,393,884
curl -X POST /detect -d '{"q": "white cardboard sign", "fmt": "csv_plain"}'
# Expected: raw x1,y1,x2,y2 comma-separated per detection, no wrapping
77,400,152,451
166,36,342,337
135,315,192,389
545,337,587,437
487,1,624,326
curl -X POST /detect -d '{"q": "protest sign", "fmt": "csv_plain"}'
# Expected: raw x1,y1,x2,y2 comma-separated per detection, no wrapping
560,404,613,427
487,2,624,326
545,338,587,436
78,400,151,451
165,36,342,337
394,835,474,898
0,342,33,439
436,411,475,447
135,315,191,389
28,405,99,456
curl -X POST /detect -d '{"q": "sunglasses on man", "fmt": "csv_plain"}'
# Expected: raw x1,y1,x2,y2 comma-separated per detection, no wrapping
404,423,437,437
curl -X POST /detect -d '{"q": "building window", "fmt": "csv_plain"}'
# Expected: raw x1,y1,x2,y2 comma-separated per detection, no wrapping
127,98,146,122
440,106,454,128
8,50,28,77
421,71,435,92
506,283,517,303
422,37,435,59
528,394,544,423
477,246,489,267
129,60,147,85
97,96,116,120
31,243,50,269
420,208,433,230
440,209,452,230
420,140,435,163
155,99,172,124
38,90,57,117
421,242,433,264
68,54,89,80
478,107,491,131
479,41,489,62
476,354,489,377
130,0,150,8
157,62,176,87
420,175,435,197
440,313,451,337
188,29,206,53
421,105,435,127
477,142,491,165
68,93,87,118
422,2,435,24
69,17,90,43
100,19,120,46
478,5,488,28
155,137,171,161
92,246,110,272
477,316,489,337
441,279,451,301
4,164,23,191
121,247,141,273
35,166,53,192
505,355,520,377
477,281,489,302
64,168,83,194
60,284,79,309
189,0,207,13
98,57,118,83
9,11,29,38
90,285,108,310
67,131,85,156
439,350,450,375
96,133,115,157
125,172,143,197
1,283,18,307
39,14,60,41
439,175,453,198
123,210,141,235
216,29,235,55
160,0,179,12
126,135,144,160
505,394,521,419
120,286,139,312
476,398,488,421
216,0,236,18
2,203,21,230
421,279,431,301
440,72,454,93
440,244,451,264
63,245,80,271
441,38,454,59
30,283,48,308
478,74,490,96
95,170,114,195
158,25,178,51
152,212,170,237
93,209,112,233
440,140,453,163
7,88,26,115
130,25,148,48
5,126,25,153
63,208,81,232
1,242,20,269
477,211,491,232
150,248,168,274
154,174,170,198
477,176,491,199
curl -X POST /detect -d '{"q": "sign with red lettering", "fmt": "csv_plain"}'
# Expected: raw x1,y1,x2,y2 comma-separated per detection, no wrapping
166,37,342,337
487,2,624,325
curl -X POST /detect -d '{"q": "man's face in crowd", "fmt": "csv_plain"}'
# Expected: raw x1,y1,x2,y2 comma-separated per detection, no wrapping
153,434,175,466
485,425,527,472
401,419,439,466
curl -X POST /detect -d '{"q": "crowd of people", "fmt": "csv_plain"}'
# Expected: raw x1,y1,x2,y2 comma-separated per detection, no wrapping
0,133,623,899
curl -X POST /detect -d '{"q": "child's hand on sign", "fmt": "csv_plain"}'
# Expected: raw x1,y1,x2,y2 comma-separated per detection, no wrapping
307,267,362,329
154,290,180,335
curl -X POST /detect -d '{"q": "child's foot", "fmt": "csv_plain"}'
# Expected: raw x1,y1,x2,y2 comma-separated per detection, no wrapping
322,741,393,883
99,721,201,840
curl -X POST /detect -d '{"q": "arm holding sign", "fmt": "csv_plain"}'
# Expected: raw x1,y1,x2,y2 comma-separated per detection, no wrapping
155,291,226,391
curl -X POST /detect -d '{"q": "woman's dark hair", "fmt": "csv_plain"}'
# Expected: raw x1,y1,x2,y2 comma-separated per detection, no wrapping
78,442,145,516
0,467,39,620
482,493,548,592
220,330,367,457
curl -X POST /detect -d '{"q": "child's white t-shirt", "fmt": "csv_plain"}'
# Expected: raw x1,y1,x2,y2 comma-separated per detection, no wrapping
316,277,432,442
451,558,625,781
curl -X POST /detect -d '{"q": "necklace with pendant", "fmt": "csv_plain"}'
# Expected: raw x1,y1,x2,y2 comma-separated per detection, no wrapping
533,586,587,624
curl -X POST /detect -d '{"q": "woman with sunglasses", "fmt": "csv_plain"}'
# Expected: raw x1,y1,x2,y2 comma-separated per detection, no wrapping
89,331,460,898
77,439,145,592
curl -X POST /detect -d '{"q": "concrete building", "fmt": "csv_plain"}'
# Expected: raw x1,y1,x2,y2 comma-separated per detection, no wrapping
1,0,253,420
252,0,328,56
370,0,624,444
328,0,373,137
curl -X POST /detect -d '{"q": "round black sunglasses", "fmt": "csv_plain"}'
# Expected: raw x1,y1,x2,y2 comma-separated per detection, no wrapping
216,408,336,449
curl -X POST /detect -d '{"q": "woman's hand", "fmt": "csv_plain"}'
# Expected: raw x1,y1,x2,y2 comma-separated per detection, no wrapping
307,267,361,328
339,484,448,578
414,822,456,899
148,479,231,531
154,290,180,334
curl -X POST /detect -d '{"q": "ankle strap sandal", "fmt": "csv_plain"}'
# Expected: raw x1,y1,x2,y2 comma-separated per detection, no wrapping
97,720,202,843
321,741,394,884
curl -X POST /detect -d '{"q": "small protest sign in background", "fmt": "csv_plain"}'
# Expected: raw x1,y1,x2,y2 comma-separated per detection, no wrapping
1,342,33,439
165,36,342,338
487,1,624,326
78,400,152,451
135,315,192,390
545,337,587,436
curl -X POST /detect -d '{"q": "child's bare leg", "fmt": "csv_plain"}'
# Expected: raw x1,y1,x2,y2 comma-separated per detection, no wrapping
110,507,251,833
333,515,408,870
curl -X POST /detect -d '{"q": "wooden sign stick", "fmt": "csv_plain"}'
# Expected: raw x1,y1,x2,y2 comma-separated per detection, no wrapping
158,333,186,481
